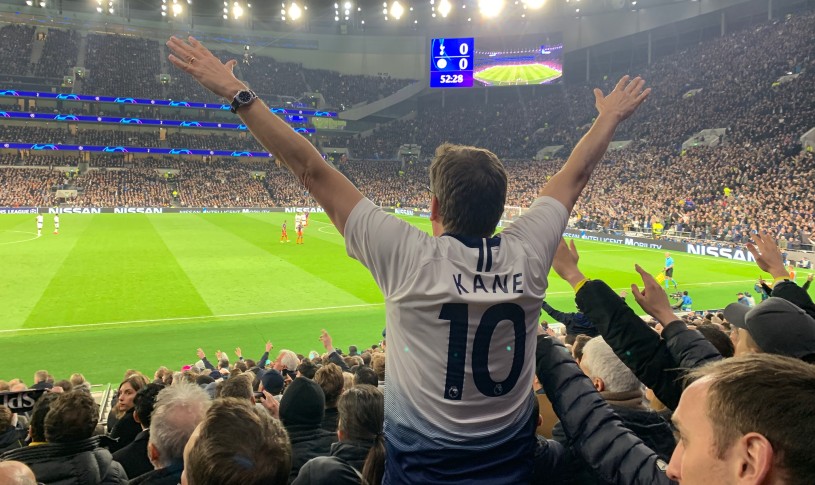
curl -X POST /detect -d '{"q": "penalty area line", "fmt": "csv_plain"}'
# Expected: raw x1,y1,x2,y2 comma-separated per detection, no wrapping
0,303,385,335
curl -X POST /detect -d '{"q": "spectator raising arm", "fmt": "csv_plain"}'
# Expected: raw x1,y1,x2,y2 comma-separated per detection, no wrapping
166,36,363,235
539,76,650,212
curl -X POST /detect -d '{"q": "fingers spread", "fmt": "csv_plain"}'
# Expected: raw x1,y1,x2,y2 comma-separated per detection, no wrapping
615,75,630,91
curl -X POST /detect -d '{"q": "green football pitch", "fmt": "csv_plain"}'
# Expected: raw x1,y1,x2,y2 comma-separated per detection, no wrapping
0,212,808,385
474,64,562,86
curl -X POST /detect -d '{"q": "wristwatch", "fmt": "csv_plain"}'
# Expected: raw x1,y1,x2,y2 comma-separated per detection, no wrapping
230,89,257,113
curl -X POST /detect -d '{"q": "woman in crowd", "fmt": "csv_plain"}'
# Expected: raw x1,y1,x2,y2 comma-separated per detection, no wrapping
107,373,148,453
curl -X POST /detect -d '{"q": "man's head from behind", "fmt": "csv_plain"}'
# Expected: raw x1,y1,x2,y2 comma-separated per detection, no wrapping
0,461,37,485
314,363,344,408
44,390,99,443
28,392,59,443
579,336,642,394
148,382,211,469
134,382,165,429
181,398,291,485
724,297,815,362
429,143,507,237
219,373,254,401
667,354,815,484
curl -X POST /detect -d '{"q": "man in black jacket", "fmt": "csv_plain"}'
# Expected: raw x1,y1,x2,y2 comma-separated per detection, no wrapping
279,378,336,482
551,239,720,410
1,391,128,485
113,383,164,480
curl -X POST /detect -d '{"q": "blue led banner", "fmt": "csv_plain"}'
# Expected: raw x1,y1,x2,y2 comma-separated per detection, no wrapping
0,142,273,158
0,90,337,117
0,111,315,132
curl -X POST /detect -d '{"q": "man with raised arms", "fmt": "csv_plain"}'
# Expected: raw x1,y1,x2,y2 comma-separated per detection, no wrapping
166,35,649,483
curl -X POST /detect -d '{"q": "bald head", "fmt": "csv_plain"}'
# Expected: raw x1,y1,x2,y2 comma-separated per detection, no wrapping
0,461,37,485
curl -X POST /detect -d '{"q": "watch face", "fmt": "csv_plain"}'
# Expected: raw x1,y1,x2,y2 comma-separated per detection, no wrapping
238,91,254,103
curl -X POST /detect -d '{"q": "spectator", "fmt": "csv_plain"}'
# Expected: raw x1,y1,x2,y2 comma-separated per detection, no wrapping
723,297,815,362
108,374,149,453
313,363,343,433
278,377,336,480
293,385,385,485
135,383,211,485
181,398,291,485
24,393,59,447
353,367,378,387
0,406,24,453
0,461,37,485
2,391,128,484
112,383,165,480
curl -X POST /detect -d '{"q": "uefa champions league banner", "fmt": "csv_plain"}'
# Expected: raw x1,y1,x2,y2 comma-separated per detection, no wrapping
0,207,38,214
563,229,756,262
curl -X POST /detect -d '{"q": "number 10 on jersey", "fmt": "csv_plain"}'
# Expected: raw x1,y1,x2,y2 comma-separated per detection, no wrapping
440,302,526,400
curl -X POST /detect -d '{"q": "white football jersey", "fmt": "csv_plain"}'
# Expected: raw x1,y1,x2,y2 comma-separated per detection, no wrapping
345,196,568,483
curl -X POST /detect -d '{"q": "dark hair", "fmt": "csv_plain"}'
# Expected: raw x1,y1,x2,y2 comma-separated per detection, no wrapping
186,398,291,485
338,385,385,485
196,374,215,386
29,393,59,442
45,391,99,443
133,383,165,428
429,143,507,237
117,374,149,418
572,335,593,363
354,367,379,387
218,359,230,370
297,361,318,379
0,406,12,433
219,373,253,401
54,380,73,392
687,354,815,484
361,352,372,366
696,324,735,358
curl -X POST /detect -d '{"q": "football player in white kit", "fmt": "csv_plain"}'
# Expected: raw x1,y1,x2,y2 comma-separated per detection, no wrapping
167,37,650,484
36,213,43,237
53,214,60,235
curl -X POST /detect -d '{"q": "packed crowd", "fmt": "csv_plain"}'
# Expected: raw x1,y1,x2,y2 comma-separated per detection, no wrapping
302,70,415,108
0,168,63,207
0,330,389,484
33,29,80,79
177,168,275,208
73,169,172,208
84,34,163,99
0,24,34,76
165,132,264,152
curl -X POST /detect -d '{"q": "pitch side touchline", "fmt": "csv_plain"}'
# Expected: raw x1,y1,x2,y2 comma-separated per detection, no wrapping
0,303,384,335
1,278,766,335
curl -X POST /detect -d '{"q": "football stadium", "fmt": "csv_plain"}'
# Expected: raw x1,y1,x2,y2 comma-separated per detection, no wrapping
1,0,814,482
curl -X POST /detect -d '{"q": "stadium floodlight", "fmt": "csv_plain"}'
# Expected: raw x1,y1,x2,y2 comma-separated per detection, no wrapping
38,0,45,6
232,1,243,19
478,0,504,18
172,2,183,16
344,1,351,8
288,2,302,20
523,0,544,8
390,0,404,19
25,0,32,5
438,0,451,17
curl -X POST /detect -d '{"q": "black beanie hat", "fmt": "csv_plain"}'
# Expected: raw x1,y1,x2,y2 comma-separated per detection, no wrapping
280,377,326,427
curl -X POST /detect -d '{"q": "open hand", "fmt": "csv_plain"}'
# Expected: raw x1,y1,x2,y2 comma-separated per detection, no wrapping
265,341,273,352
594,75,651,123
746,232,787,279
166,36,246,100
196,348,205,360
552,239,586,287
319,329,334,352
630,264,677,325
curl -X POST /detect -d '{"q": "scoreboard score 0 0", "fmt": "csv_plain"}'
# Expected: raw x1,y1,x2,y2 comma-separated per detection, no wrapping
430,37,474,89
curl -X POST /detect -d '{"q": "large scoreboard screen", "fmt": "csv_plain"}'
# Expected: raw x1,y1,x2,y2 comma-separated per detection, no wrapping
430,37,474,88
430,34,563,89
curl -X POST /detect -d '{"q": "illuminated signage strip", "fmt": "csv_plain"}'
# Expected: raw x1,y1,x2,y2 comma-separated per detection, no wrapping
0,90,337,117
0,142,273,158
0,111,315,132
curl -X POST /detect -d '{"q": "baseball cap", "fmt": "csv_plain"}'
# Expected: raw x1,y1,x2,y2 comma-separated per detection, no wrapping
723,297,815,359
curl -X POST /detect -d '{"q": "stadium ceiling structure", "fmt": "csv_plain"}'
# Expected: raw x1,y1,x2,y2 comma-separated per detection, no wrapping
41,0,706,33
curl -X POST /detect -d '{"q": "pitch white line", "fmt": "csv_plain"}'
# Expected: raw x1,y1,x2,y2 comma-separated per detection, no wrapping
0,230,41,245
0,303,384,335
